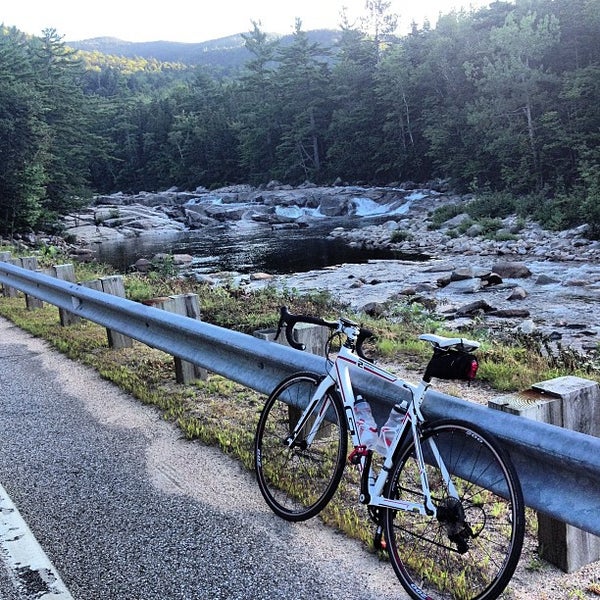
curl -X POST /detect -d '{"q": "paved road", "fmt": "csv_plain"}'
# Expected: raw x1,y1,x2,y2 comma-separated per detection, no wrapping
0,317,408,599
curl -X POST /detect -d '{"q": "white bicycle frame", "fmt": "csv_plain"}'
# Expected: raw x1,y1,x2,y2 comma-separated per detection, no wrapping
286,324,460,518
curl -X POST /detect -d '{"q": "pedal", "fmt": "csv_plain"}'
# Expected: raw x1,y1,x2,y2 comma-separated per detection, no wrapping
373,525,387,552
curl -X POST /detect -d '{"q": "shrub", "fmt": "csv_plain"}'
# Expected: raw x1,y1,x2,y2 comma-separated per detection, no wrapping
467,191,517,219
390,229,413,242
429,203,465,228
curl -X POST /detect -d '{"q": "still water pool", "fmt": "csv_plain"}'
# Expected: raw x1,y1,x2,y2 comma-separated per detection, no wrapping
89,221,426,275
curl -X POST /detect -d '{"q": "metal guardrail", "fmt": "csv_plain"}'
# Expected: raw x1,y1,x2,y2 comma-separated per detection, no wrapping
1,260,599,537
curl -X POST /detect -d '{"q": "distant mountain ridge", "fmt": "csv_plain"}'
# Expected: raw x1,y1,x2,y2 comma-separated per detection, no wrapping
68,30,340,70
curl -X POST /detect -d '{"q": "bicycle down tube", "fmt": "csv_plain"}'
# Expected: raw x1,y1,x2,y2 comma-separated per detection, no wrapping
333,342,447,516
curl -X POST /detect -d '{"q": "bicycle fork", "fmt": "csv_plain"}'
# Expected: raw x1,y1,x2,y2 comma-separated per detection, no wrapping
285,377,335,449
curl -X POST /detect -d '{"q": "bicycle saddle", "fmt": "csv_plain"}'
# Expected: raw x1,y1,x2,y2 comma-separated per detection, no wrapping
419,333,479,352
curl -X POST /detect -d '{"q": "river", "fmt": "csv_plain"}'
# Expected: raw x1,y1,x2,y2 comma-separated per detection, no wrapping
89,219,427,275
83,199,599,353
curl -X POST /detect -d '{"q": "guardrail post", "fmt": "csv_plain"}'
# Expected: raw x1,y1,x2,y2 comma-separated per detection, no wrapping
254,323,329,356
50,264,81,326
20,257,44,310
81,276,133,349
0,252,13,297
490,376,600,572
143,294,207,383
171,294,207,383
3,258,21,298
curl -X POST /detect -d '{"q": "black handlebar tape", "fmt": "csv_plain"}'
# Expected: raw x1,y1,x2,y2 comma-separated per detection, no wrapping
284,317,304,350
278,306,336,351
356,328,374,361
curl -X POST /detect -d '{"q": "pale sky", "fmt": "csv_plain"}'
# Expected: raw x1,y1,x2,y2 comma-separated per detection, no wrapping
1,0,493,43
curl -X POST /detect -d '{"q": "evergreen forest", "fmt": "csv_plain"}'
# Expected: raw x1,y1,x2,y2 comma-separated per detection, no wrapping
1,0,599,237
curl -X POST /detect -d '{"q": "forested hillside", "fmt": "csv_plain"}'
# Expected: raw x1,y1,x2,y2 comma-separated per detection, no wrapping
67,31,341,73
1,0,599,237
67,34,252,67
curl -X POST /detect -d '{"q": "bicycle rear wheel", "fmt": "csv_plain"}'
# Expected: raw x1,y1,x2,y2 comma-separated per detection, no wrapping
254,372,347,521
383,419,524,600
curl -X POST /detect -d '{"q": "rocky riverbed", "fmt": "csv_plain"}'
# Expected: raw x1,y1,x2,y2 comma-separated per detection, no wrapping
245,255,600,354
56,183,600,355
60,182,426,245
328,204,600,354
245,205,600,354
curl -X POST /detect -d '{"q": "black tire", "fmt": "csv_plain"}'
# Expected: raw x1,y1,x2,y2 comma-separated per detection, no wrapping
254,372,347,521
383,419,524,600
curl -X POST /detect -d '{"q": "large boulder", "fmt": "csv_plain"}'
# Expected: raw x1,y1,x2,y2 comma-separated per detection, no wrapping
184,209,218,228
491,261,532,278
65,225,125,243
203,204,248,221
318,196,351,217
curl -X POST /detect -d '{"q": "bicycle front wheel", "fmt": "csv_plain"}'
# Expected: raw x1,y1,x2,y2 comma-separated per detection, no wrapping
384,419,524,600
254,372,347,521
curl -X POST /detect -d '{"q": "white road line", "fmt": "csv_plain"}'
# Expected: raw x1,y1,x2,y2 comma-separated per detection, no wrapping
0,483,73,599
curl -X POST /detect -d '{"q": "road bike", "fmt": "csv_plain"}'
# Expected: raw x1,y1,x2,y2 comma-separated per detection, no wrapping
254,307,524,600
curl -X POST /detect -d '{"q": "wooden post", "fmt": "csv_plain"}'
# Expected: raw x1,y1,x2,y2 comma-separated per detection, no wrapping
0,252,15,297
50,264,81,326
0,251,10,299
172,294,206,383
144,293,206,383
81,276,133,349
254,322,329,356
254,322,330,428
101,276,134,349
490,376,600,572
3,258,21,298
20,257,44,310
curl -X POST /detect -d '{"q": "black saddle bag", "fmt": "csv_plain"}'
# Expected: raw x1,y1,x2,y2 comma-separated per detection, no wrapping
424,349,479,382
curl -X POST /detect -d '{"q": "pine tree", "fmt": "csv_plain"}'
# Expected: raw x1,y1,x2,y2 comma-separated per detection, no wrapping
30,29,94,217
0,27,47,234
274,19,332,182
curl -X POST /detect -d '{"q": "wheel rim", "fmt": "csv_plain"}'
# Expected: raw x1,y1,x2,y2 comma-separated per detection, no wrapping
385,423,523,600
256,376,346,520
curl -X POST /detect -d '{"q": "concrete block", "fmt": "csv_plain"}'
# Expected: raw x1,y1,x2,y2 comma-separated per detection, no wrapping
490,376,600,572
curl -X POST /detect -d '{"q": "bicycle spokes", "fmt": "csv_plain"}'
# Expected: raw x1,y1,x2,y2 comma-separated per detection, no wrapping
255,374,347,522
384,421,524,600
